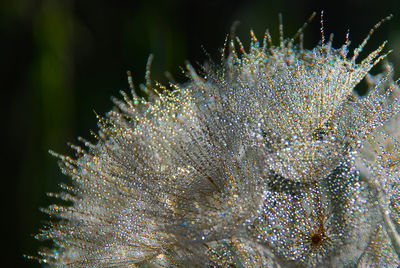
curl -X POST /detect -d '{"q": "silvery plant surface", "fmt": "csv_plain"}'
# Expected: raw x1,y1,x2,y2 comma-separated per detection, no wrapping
31,14,400,267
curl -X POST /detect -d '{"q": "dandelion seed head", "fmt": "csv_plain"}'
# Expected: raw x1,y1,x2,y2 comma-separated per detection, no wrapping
30,14,400,267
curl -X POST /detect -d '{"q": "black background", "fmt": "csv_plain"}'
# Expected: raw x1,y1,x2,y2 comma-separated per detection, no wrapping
2,0,400,267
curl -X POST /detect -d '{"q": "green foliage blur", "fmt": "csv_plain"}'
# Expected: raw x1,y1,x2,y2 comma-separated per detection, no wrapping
2,0,399,267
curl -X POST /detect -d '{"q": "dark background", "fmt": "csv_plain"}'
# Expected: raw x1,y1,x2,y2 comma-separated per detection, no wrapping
2,0,400,267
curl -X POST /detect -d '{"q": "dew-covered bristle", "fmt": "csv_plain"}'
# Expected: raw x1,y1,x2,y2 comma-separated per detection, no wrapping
30,15,400,267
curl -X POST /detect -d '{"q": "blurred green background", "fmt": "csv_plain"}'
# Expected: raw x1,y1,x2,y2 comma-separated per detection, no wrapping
2,0,400,267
